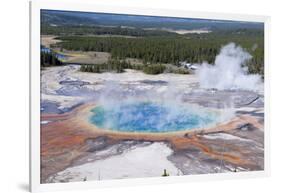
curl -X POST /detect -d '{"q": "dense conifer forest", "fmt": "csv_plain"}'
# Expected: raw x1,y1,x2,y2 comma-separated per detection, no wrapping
41,19,264,76
41,52,63,67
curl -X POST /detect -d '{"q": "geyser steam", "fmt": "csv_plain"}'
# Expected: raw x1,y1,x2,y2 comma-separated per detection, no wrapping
197,43,262,91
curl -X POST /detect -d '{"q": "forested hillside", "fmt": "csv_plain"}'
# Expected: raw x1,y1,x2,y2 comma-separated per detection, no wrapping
41,10,264,76
41,24,178,37
51,29,264,75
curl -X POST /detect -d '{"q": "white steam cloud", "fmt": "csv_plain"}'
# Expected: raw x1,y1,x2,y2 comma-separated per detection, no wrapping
196,43,262,91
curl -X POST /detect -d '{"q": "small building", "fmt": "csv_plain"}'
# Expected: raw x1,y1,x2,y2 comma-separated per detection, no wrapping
179,61,199,70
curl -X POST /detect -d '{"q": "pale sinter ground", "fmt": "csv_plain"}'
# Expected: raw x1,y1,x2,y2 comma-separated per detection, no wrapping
41,65,264,182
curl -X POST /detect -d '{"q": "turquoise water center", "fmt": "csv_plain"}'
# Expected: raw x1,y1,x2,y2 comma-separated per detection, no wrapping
89,102,221,133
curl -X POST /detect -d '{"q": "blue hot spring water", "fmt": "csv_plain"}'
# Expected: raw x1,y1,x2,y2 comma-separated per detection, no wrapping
89,102,220,133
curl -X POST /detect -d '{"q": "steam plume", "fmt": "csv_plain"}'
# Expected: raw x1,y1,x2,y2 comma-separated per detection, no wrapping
196,43,262,91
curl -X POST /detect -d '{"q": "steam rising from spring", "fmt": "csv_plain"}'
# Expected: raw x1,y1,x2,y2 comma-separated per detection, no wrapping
84,43,258,132
197,43,262,91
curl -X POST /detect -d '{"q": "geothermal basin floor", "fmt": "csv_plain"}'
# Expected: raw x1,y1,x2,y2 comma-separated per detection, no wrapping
40,65,264,183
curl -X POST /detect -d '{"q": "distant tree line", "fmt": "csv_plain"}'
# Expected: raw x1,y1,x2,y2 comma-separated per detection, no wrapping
41,52,62,67
54,29,264,75
80,59,130,73
54,36,220,64
80,58,168,74
41,24,177,37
